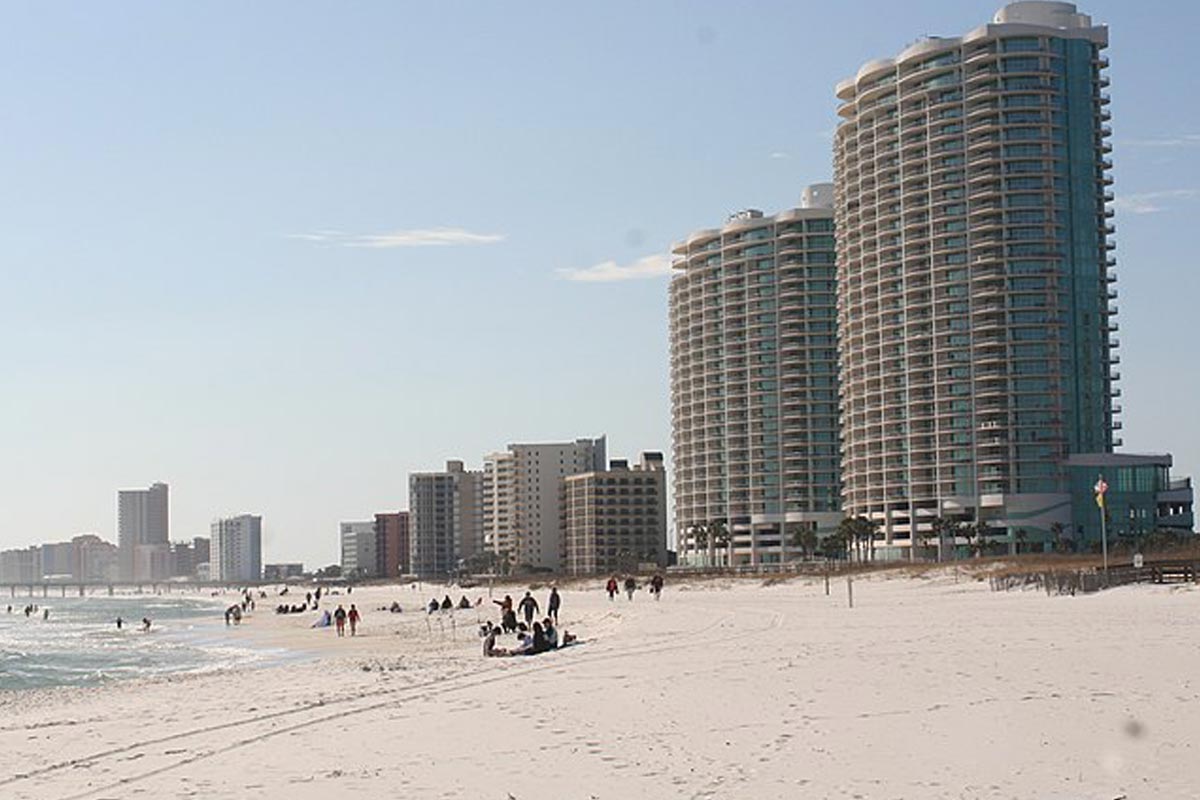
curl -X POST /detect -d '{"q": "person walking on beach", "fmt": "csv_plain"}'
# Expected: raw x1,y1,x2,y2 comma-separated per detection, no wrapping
624,576,637,601
605,576,618,601
650,573,664,601
334,604,347,637
116,616,123,630
547,586,561,624
518,592,539,625
348,604,360,636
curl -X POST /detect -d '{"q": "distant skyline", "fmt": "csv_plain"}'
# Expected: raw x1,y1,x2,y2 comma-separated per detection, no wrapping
3,1,1198,569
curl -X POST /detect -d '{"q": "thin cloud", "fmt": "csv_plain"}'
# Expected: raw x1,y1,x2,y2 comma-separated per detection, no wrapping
769,151,791,160
287,227,505,248
557,253,673,283
1112,189,1198,214
1121,133,1200,148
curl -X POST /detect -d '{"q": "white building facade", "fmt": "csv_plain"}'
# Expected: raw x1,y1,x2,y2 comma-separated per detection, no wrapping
210,514,262,583
670,187,843,566
483,437,607,571
339,521,377,579
117,482,169,582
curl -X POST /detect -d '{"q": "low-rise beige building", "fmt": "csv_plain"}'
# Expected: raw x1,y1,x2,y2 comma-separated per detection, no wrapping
563,452,667,576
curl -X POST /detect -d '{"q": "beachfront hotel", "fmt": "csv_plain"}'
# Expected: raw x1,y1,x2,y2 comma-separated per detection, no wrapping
210,514,262,582
669,186,842,566
339,521,377,578
563,452,667,576
117,482,170,582
833,2,1120,556
373,511,409,578
408,461,483,578
483,437,607,571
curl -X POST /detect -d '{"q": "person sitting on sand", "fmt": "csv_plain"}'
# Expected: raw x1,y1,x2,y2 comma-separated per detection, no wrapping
528,622,550,655
428,598,440,614
141,617,152,632
389,601,402,613
440,595,453,611
458,595,471,610
542,617,558,650
511,631,532,655
483,624,502,657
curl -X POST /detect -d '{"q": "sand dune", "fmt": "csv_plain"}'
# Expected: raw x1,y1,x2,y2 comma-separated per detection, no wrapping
1,572,1197,799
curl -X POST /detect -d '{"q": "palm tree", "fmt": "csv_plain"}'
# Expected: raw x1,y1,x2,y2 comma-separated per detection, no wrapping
710,520,732,567
965,522,988,558
930,516,961,563
689,524,710,566
836,517,861,562
789,524,819,561
821,527,849,560
1049,521,1068,554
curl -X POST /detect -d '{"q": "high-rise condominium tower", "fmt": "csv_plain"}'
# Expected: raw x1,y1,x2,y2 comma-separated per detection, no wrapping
670,185,842,566
834,2,1116,555
483,437,606,571
210,514,262,583
117,482,169,581
409,460,483,578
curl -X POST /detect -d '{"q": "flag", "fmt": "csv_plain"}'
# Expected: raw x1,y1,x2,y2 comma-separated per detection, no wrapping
1094,477,1108,509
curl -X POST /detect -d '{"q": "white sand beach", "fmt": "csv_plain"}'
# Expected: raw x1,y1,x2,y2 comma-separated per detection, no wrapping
1,571,1198,799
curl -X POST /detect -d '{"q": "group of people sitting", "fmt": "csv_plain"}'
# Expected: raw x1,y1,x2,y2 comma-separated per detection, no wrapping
481,617,576,657
427,595,477,614
275,602,309,614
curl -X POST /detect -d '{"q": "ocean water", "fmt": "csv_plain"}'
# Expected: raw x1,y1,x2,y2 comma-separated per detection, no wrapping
0,592,286,692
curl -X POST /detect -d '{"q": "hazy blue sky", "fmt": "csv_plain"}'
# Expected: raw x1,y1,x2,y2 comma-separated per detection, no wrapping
2,1,1197,569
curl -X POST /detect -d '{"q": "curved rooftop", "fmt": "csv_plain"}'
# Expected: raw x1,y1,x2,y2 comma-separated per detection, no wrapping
835,1,1107,100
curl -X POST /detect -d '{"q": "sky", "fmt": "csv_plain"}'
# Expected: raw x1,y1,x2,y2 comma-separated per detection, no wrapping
2,1,1197,570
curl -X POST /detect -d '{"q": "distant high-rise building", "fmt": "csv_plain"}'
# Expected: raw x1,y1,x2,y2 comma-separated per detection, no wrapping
210,514,262,583
340,521,377,578
0,547,41,584
71,534,118,583
483,437,606,571
409,461,484,578
39,542,75,580
192,537,210,576
373,511,410,578
117,482,169,581
564,452,668,575
833,2,1116,555
670,187,843,566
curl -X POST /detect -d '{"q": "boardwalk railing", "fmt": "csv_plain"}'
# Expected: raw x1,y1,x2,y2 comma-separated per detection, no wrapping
989,559,1200,596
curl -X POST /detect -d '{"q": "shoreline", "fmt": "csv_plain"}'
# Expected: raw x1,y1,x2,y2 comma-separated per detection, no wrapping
2,574,1197,799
